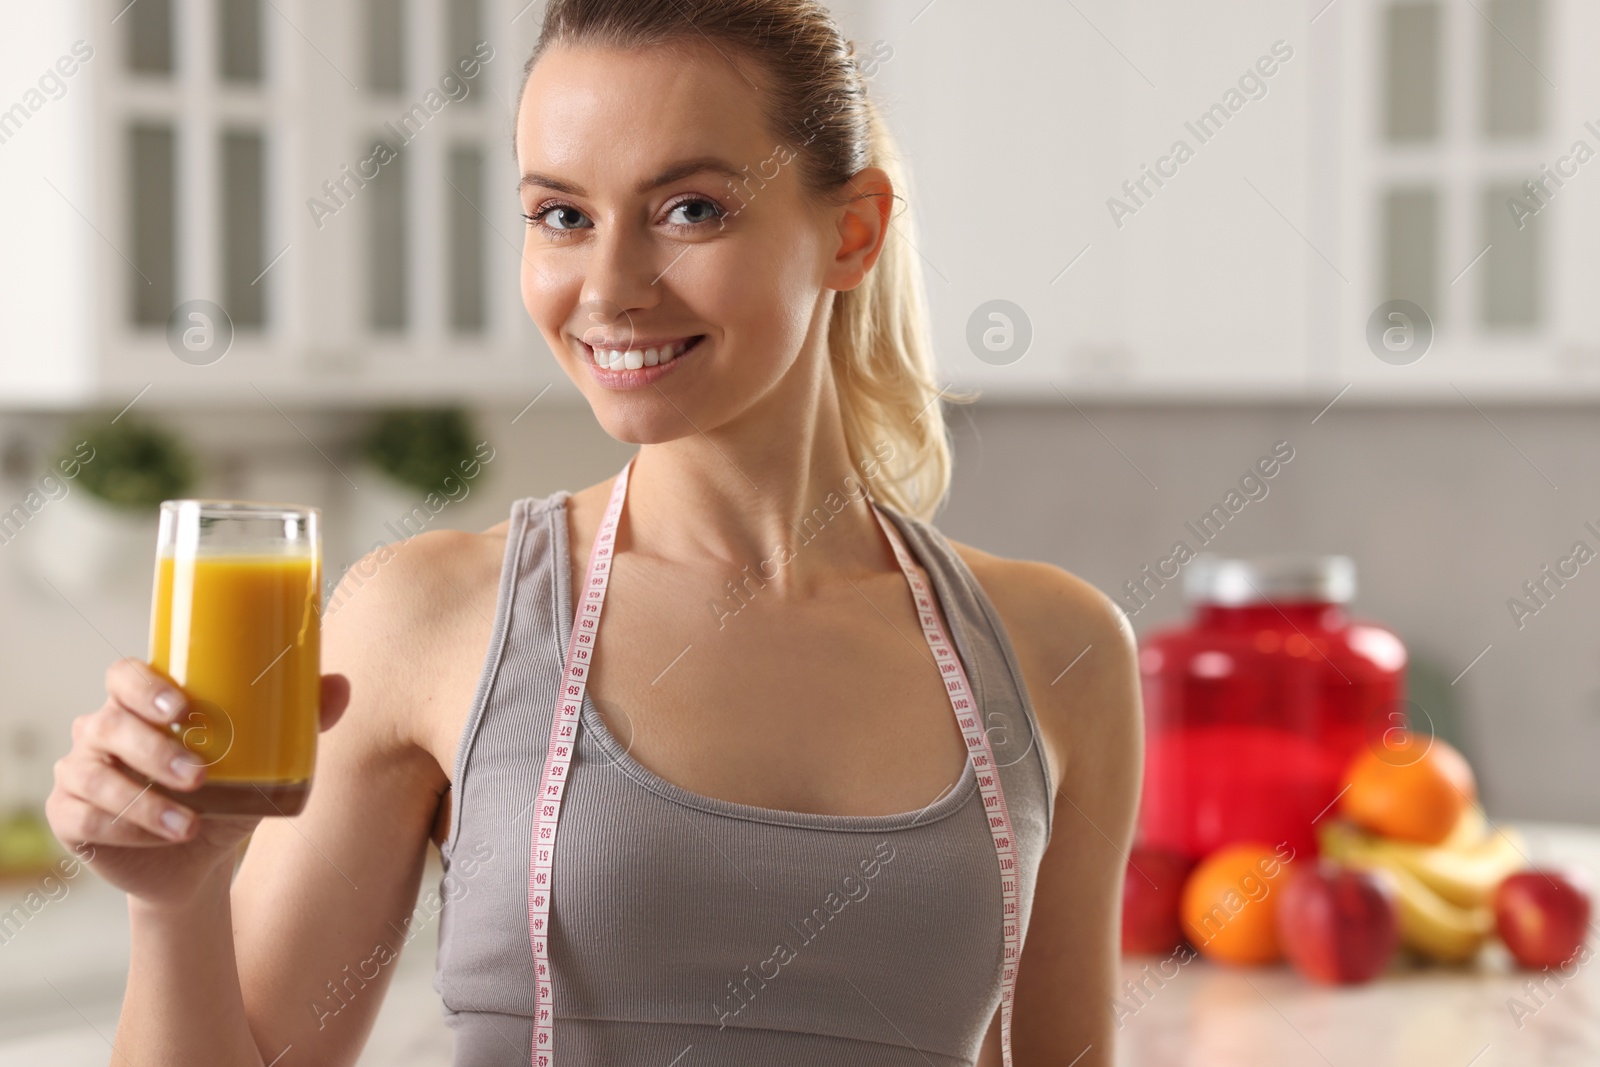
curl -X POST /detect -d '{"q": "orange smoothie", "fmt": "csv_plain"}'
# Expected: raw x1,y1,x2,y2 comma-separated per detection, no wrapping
149,552,320,811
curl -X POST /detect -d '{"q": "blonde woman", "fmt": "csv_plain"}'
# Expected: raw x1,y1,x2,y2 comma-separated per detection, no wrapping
47,1,1141,1063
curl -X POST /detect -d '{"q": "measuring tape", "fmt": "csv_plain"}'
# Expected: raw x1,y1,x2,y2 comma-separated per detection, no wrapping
528,454,1022,1066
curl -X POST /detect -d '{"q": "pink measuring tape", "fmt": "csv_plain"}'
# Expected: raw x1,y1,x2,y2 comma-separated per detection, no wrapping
528,454,1022,1065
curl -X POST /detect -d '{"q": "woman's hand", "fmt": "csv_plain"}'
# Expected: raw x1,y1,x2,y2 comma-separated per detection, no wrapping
45,657,351,911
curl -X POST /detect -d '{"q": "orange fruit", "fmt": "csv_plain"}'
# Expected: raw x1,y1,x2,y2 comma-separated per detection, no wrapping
1180,842,1296,965
1341,732,1475,845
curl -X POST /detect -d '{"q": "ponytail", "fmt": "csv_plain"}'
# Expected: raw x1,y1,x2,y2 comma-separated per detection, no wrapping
828,99,974,520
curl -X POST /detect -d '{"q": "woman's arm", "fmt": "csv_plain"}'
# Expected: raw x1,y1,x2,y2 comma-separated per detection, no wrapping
962,553,1144,1067
115,535,467,1066
231,535,472,1063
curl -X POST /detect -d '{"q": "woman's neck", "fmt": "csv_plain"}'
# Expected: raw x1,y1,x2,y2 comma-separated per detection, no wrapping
619,359,895,598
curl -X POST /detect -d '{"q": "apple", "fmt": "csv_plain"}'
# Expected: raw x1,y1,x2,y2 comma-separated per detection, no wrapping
1494,869,1592,970
1121,845,1195,955
1276,861,1400,984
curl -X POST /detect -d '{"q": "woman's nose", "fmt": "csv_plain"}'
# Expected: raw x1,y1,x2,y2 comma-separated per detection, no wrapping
580,225,665,324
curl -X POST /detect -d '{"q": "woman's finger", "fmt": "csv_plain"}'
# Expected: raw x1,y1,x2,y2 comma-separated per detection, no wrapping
74,703,206,793
52,755,196,844
104,657,188,728
45,786,180,849
319,673,351,732
54,752,198,843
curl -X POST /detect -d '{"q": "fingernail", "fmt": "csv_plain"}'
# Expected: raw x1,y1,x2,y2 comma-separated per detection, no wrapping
170,755,202,784
161,808,192,838
153,689,185,720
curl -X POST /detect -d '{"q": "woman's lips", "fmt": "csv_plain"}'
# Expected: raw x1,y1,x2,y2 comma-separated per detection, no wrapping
579,335,705,387
581,335,703,371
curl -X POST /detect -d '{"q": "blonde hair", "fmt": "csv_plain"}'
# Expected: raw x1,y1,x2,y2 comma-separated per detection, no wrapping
518,0,974,520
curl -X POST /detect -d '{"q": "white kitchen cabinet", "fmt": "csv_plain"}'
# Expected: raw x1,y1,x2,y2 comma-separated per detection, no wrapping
5,0,1595,408
1,0,553,410
863,0,1600,401
863,0,1310,399
1328,0,1600,397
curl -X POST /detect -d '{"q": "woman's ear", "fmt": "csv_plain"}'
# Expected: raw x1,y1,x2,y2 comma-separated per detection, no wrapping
824,166,893,292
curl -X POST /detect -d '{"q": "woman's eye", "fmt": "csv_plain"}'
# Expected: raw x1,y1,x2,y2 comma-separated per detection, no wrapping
530,205,592,231
665,199,725,227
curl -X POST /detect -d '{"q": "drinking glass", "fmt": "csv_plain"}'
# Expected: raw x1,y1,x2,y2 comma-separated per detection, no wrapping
147,500,321,816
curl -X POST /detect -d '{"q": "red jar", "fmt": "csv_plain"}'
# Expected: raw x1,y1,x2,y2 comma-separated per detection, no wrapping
1136,555,1406,862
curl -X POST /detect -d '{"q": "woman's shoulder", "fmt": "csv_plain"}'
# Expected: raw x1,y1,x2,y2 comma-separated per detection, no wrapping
327,488,571,625
942,537,1142,786
943,539,1131,654
321,515,523,773
328,522,510,631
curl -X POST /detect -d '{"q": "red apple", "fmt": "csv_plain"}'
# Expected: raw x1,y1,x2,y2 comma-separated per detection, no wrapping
1276,861,1400,984
1494,869,1592,970
1121,846,1195,955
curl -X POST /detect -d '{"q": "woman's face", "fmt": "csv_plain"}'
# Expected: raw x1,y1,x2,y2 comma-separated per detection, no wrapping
515,43,848,443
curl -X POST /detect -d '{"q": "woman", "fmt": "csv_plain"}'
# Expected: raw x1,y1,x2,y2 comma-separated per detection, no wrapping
47,1,1140,1064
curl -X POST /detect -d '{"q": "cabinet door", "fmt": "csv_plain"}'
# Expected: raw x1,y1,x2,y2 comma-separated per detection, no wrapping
79,0,548,408
1333,0,1600,397
0,3,98,406
864,0,1312,399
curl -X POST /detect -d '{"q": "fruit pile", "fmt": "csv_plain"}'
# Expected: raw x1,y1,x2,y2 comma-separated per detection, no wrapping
1122,731,1593,983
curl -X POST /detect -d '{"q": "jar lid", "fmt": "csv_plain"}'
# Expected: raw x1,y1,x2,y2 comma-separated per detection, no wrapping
1184,553,1355,606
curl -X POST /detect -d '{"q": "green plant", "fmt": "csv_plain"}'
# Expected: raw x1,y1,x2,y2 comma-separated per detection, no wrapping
64,418,197,511
361,408,476,496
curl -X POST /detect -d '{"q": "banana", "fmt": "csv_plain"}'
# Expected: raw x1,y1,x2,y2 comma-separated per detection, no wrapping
1320,813,1527,909
1441,804,1489,848
1367,861,1495,963
1391,827,1525,909
1318,821,1498,963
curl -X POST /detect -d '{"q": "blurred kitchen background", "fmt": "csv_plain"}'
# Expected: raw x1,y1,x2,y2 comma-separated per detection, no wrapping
2,0,1598,1064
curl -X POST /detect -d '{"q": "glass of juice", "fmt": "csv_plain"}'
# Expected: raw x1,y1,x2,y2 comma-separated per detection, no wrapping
147,500,322,816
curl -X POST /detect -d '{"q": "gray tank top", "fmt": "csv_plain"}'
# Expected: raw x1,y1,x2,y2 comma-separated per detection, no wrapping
432,487,1055,1066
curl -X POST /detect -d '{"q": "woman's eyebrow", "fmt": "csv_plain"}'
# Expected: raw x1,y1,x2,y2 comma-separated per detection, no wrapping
638,157,745,193
519,156,746,198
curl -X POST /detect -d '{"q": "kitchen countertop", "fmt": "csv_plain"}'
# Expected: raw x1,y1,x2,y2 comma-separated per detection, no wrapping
1114,822,1600,1067
0,848,454,1067
0,824,1593,1065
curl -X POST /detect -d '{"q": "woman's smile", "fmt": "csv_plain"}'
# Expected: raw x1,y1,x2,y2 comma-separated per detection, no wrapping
577,334,706,388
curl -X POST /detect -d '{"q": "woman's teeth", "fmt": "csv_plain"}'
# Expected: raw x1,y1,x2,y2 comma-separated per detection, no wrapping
587,337,695,370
